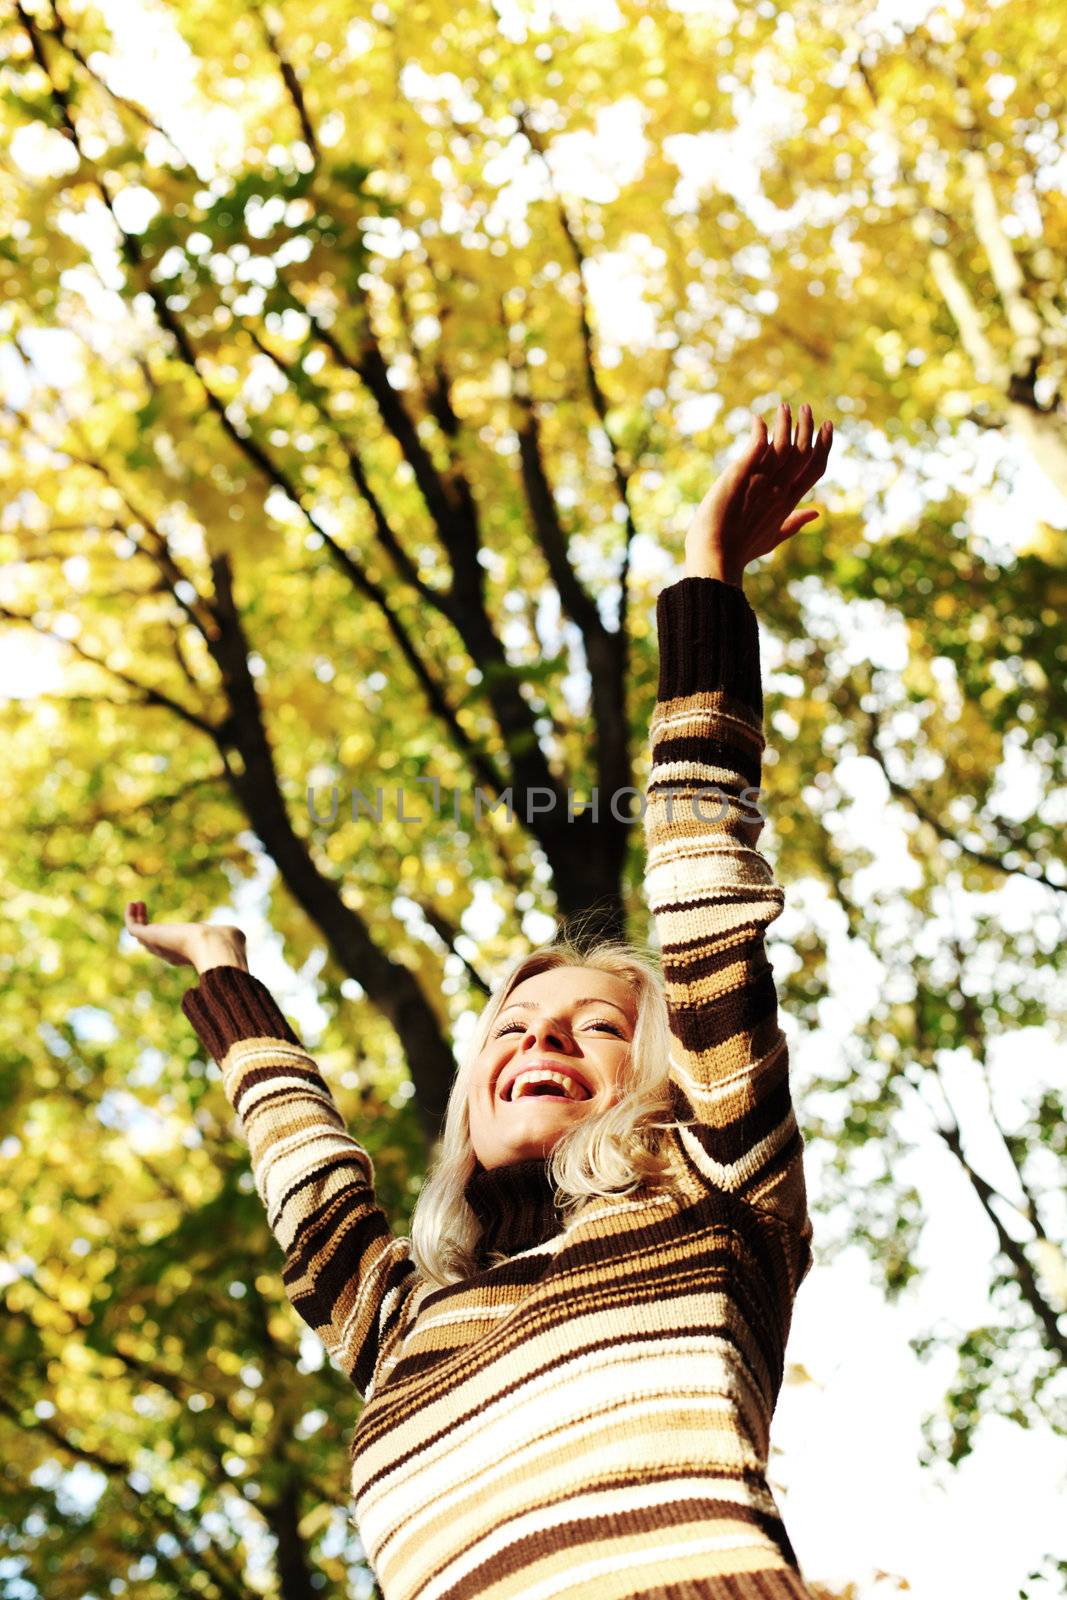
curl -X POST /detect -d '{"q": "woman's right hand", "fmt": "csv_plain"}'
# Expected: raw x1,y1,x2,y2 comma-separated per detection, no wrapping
684,401,833,586
124,901,249,975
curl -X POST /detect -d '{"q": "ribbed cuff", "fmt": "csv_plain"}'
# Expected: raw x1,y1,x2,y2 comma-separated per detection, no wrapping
656,576,762,714
181,965,302,1063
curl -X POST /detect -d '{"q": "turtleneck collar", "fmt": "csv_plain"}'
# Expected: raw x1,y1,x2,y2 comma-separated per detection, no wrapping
464,1157,563,1260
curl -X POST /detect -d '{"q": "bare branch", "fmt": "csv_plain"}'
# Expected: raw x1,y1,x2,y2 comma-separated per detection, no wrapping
944,931,1059,1249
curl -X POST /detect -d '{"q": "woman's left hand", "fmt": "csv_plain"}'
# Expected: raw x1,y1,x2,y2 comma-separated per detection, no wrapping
684,401,833,587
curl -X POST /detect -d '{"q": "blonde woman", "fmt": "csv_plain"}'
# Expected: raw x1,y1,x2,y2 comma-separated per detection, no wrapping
126,400,833,1600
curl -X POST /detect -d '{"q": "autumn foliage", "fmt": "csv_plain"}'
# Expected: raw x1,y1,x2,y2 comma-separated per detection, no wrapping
1,0,1064,1595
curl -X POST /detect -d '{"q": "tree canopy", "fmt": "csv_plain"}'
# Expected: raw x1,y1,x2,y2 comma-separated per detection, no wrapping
1,1,1064,1596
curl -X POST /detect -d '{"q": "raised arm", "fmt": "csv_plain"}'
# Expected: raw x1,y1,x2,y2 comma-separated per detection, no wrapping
644,403,833,1259
124,906,418,1397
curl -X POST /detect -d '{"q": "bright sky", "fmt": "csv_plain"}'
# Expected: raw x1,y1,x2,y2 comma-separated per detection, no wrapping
5,2,1066,1596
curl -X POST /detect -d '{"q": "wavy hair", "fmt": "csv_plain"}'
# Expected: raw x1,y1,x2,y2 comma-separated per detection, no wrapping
409,931,685,1287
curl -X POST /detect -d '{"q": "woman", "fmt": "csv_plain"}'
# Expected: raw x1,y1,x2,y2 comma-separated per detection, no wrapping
126,400,833,1600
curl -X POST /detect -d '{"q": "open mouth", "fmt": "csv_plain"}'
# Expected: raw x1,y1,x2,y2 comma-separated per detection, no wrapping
502,1068,591,1103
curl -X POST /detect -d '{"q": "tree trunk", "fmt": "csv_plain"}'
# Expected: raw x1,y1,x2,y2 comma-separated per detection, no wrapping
262,1479,319,1600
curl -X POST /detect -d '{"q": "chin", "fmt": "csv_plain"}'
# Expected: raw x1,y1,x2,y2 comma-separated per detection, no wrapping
493,1129,568,1164
475,1102,589,1168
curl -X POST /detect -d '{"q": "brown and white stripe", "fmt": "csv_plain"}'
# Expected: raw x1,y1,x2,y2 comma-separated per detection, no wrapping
182,576,815,1599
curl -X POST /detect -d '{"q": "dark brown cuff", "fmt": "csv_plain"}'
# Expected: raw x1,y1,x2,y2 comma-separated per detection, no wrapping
181,965,302,1063
656,577,762,716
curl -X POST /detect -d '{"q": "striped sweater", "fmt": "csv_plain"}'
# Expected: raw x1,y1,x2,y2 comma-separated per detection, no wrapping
181,576,815,1600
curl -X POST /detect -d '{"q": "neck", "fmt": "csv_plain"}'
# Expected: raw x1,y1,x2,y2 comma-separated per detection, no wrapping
464,1156,563,1259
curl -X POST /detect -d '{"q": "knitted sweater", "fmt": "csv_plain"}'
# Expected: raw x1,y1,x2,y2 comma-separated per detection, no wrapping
182,577,815,1600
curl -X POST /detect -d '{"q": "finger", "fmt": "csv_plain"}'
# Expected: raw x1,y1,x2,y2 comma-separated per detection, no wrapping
781,506,821,536
743,413,770,466
791,423,834,496
740,406,824,513
771,401,791,459
710,415,770,503
751,505,821,555
741,412,769,458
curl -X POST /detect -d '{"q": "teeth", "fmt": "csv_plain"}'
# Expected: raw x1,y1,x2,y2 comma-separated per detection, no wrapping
508,1069,588,1102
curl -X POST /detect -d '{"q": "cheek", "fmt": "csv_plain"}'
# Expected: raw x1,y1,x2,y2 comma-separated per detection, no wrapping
467,1067,495,1126
610,1051,633,1094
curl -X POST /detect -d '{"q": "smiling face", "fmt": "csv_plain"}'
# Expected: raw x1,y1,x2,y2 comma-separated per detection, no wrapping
467,964,636,1170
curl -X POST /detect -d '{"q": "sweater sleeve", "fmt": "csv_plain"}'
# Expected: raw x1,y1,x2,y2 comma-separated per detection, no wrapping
644,577,811,1264
181,965,418,1396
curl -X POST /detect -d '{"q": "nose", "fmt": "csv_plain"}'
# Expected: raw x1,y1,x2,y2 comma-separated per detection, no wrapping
521,1015,575,1055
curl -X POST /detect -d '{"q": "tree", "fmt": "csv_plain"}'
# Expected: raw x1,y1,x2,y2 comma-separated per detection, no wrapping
1,0,1063,1594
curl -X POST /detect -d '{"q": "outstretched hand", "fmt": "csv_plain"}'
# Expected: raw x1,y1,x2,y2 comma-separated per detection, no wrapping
685,402,833,587
124,901,248,975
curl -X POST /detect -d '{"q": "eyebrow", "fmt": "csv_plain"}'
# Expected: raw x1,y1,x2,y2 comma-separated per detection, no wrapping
500,997,632,1019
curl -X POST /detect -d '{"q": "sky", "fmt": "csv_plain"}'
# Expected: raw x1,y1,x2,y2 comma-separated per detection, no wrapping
4,1,1066,1596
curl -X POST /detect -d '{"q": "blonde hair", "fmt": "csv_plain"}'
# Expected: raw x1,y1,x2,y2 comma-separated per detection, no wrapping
409,932,685,1287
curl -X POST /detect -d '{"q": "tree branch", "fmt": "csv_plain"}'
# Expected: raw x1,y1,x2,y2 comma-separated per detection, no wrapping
299,296,576,815
237,327,505,794
411,899,491,996
0,604,220,739
514,106,640,644
30,772,227,841
926,244,1005,388
0,1388,249,1600
933,1117,1067,1361
49,0,195,169
3,384,217,651
206,552,459,1139
502,300,632,807
858,704,1062,893
942,933,1064,1293
258,12,320,164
